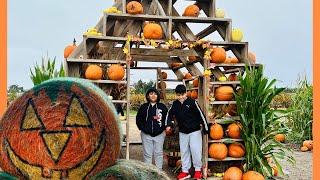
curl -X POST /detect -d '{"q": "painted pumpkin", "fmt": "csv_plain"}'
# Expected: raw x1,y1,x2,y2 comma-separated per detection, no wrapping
107,64,125,81
208,143,228,160
215,8,225,18
211,47,226,63
126,1,143,15
0,78,121,179
274,134,285,143
223,167,242,180
215,86,234,101
193,79,199,87
161,72,168,79
64,39,77,59
85,64,103,80
303,140,313,150
242,171,264,180
183,5,200,17
300,146,309,152
143,23,163,39
228,143,245,158
226,123,241,139
210,123,224,140
248,52,256,64
231,28,243,42
184,73,192,79
190,90,198,99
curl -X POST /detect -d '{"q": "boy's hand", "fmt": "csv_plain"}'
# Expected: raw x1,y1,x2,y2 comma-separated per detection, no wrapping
166,126,171,132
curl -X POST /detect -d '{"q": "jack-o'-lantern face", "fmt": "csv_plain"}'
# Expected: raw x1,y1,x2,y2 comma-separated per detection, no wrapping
0,79,121,179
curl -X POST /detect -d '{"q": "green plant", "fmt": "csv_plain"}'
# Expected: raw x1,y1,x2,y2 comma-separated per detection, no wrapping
287,76,313,143
235,66,294,177
30,56,65,85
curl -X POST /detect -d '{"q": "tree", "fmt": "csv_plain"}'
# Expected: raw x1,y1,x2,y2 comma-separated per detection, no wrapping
7,85,25,104
132,80,155,94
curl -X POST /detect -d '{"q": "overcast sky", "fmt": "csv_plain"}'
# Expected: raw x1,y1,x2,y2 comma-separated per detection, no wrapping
8,0,312,89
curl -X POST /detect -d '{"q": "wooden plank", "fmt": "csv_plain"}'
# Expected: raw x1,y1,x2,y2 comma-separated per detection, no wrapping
210,81,240,85
130,48,198,57
91,80,127,84
122,0,126,13
208,157,245,162
210,101,236,105
196,24,217,39
132,55,172,62
125,56,130,160
106,13,170,22
208,138,243,143
67,58,127,64
112,100,128,103
162,79,182,82
131,67,171,70
209,0,216,17
172,16,230,23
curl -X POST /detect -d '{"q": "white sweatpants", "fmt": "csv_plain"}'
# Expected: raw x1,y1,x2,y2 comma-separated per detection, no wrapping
179,130,202,172
141,131,166,169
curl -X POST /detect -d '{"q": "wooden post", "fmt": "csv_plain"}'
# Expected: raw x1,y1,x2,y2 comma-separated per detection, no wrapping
122,0,126,13
209,0,216,18
126,59,131,160
157,68,167,104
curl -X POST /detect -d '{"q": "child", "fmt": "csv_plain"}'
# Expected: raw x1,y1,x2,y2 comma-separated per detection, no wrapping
166,84,209,180
136,87,170,169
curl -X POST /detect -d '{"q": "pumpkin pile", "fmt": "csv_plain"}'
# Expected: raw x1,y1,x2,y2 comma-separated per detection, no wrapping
301,140,313,152
208,142,245,160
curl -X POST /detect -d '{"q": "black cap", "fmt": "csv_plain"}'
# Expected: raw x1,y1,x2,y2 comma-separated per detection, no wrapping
145,87,160,102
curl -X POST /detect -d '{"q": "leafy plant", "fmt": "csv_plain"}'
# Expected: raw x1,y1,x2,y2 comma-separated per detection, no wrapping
30,56,65,85
235,66,294,177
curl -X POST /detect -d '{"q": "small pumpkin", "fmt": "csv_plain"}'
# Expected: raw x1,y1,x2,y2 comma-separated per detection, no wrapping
184,73,192,79
225,57,239,63
228,73,238,81
224,104,237,116
209,123,224,140
64,39,77,58
274,134,285,143
190,90,198,99
211,47,226,63
85,65,103,80
107,64,125,81
171,62,183,69
303,140,313,150
143,22,163,39
231,28,243,42
223,167,242,180
187,91,192,98
193,79,199,87
300,146,309,152
161,72,168,79
215,86,234,101
188,56,197,62
215,8,225,18
183,5,200,17
126,1,143,15
248,52,256,64
158,82,167,89
226,123,241,139
242,171,264,180
208,143,228,160
228,143,245,158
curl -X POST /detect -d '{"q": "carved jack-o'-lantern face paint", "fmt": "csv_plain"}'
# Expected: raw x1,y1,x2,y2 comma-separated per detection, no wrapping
0,78,121,179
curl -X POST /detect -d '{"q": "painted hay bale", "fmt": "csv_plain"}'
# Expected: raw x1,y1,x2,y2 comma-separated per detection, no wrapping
91,159,171,180
0,78,122,179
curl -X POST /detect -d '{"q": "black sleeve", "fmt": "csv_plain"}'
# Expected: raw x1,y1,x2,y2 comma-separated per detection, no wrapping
136,105,144,130
165,103,175,127
194,100,209,132
116,104,125,116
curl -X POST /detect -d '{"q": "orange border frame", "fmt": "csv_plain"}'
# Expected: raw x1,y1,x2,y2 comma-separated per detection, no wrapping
0,0,318,179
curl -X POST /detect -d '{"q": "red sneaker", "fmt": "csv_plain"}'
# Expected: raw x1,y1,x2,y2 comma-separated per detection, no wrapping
177,172,191,180
193,171,202,179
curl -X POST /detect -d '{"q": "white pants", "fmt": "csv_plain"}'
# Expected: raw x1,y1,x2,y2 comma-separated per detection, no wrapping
141,131,166,169
179,130,202,172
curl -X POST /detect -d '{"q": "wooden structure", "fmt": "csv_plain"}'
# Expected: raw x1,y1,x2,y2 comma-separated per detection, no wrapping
64,0,261,177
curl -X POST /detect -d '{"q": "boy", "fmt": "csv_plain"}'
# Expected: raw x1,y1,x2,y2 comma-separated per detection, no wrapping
166,84,209,180
136,87,170,169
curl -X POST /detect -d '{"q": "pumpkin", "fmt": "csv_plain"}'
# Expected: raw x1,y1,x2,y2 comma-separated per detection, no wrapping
190,90,198,99
215,86,234,101
226,123,241,139
274,134,285,143
228,143,245,158
183,5,200,17
0,78,121,179
171,62,183,69
215,8,225,18
187,91,192,98
211,47,226,63
158,82,167,89
161,72,168,79
231,28,243,42
300,146,309,152
209,123,224,140
184,73,193,79
303,140,313,150
248,52,256,64
85,65,103,80
224,104,237,116
242,171,264,180
64,39,77,59
208,143,228,160
143,23,163,39
223,167,242,180
193,79,199,87
228,73,238,81
188,56,197,62
107,64,125,81
126,1,143,15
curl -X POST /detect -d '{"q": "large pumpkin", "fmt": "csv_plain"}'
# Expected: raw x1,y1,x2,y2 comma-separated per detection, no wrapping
183,5,200,17
215,86,234,101
107,64,125,81
143,23,163,39
303,140,313,150
126,1,143,15
210,123,224,140
211,47,226,63
208,143,228,160
0,78,121,179
223,167,242,180
64,39,77,59
226,123,241,139
242,171,264,180
228,143,245,158
85,64,103,80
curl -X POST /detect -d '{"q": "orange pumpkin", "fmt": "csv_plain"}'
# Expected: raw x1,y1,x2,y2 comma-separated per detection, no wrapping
248,52,256,64
187,91,192,98
228,143,245,158
183,5,200,17
188,56,197,62
209,123,224,140
226,123,241,139
215,86,234,101
107,64,125,80
228,73,238,81
126,1,143,15
242,171,264,180
300,146,309,152
208,143,228,160
274,134,285,143
158,82,167,89
171,62,183,69
143,23,163,39
161,72,168,79
190,90,198,99
184,73,193,79
225,57,239,64
224,104,237,116
85,65,103,80
223,167,243,180
211,47,226,63
303,140,313,150
64,39,77,58
193,79,199,87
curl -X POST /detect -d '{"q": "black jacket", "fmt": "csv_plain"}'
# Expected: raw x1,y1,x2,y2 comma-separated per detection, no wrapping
166,97,209,134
